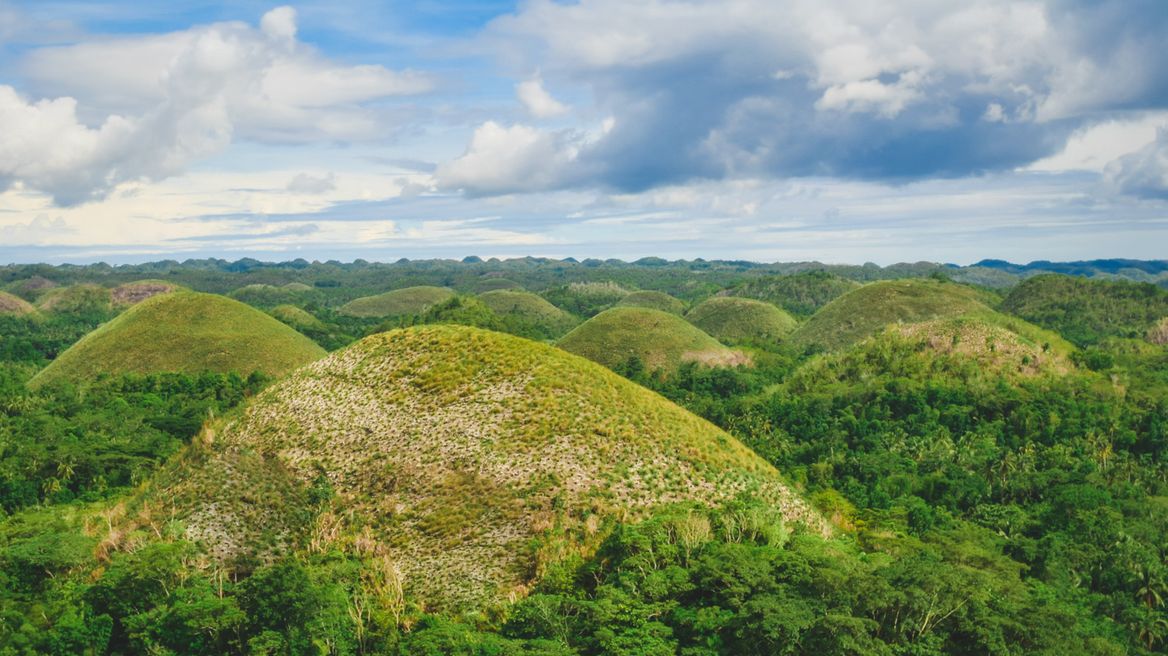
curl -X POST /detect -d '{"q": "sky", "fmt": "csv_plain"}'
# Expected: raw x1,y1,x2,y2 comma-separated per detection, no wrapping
0,0,1166,265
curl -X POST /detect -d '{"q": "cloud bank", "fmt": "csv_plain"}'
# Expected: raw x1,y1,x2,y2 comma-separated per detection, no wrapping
437,0,1168,196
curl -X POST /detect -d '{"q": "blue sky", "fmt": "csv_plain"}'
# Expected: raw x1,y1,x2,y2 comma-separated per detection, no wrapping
1,0,1166,265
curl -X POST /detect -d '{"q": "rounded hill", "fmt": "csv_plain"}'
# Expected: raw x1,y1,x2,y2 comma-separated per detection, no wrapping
472,277,523,293
788,314,1075,394
1001,274,1168,347
0,291,38,316
732,271,861,318
229,283,318,308
30,292,326,387
686,297,798,344
558,307,749,372
112,279,182,306
339,286,454,318
478,289,578,338
616,290,686,314
788,279,996,351
35,284,111,314
143,325,824,610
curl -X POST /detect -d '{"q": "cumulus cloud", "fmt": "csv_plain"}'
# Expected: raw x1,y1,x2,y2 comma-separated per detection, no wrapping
516,75,570,118
458,0,1168,194
436,122,585,195
6,6,432,205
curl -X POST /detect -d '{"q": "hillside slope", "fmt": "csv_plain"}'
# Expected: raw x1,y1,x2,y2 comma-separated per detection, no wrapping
558,307,749,371
30,292,326,387
141,325,825,610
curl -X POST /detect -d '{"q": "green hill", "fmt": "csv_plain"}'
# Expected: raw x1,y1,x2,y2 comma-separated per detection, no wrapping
685,297,798,344
558,307,749,372
0,291,37,316
111,280,182,307
339,286,455,318
269,304,326,332
616,290,686,314
34,284,111,315
542,281,631,317
1001,274,1168,347
788,279,996,351
732,271,862,318
137,325,824,610
30,292,326,387
4,276,57,301
228,283,318,308
478,290,578,338
472,277,523,293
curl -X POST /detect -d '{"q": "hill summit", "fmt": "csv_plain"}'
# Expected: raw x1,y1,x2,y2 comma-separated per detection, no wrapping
30,292,326,387
142,325,823,610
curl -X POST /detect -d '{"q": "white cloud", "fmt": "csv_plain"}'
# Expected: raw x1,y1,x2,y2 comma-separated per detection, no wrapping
7,7,433,205
260,5,297,40
436,122,582,195
1029,112,1168,173
816,71,925,118
516,75,570,118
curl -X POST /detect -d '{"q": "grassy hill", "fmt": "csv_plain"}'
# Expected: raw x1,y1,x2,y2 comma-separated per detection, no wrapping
541,281,631,317
1001,274,1168,347
788,279,996,351
472,277,523,293
686,297,798,344
30,292,326,387
111,280,182,307
732,270,861,318
228,283,318,308
269,304,326,331
339,286,454,318
616,290,686,314
558,307,749,372
136,325,824,611
0,291,38,316
34,284,111,315
4,276,57,301
477,290,578,338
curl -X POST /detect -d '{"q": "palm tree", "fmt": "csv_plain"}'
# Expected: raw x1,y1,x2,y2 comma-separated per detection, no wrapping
1135,564,1167,609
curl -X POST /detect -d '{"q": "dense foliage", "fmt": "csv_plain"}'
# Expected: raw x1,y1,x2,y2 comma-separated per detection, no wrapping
1,262,1167,654
1002,274,1168,347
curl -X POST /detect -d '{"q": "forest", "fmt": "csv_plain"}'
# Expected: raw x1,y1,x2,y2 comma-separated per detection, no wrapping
0,257,1165,655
